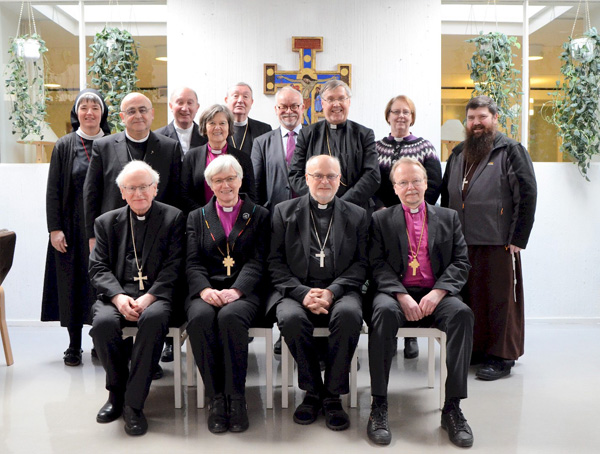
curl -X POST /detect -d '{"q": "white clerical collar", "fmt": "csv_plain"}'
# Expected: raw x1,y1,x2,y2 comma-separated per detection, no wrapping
136,215,146,221
328,123,338,130
234,119,248,127
394,136,404,143
318,203,329,210
410,208,419,214
76,128,104,141
222,206,234,212
211,148,223,155
125,131,150,143
175,124,194,135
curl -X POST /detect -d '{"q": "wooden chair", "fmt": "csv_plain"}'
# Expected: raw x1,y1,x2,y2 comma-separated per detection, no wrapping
0,230,16,366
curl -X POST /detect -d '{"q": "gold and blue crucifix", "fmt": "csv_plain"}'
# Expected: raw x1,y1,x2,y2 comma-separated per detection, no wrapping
264,37,351,125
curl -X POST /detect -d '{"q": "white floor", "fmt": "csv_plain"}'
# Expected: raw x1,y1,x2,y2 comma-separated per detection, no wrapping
1,321,599,454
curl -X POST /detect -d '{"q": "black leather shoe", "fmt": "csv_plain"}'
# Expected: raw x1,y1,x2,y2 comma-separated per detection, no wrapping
123,405,148,436
96,393,123,423
208,394,228,433
293,393,321,425
476,357,514,381
63,348,82,366
404,337,419,359
274,335,282,356
228,394,249,433
323,397,350,431
441,402,473,447
161,344,174,363
367,401,391,445
152,364,164,380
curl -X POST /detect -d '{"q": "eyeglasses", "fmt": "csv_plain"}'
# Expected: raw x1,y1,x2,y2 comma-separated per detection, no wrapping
212,176,238,186
121,182,155,194
395,179,425,189
390,110,412,117
122,107,150,117
307,173,340,182
277,104,301,112
322,97,349,105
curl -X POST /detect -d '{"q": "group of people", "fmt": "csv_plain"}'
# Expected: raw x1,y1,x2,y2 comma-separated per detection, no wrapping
41,79,537,447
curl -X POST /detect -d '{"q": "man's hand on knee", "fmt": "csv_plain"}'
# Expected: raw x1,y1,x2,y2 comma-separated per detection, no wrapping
111,294,140,322
418,289,448,317
395,293,423,322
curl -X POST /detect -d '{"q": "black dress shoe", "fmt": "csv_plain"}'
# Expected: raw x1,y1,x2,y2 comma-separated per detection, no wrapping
63,348,82,366
161,344,174,363
404,337,419,359
367,401,391,445
96,393,124,423
322,397,350,431
123,405,148,436
476,357,514,381
293,393,321,425
228,394,249,433
152,364,164,380
208,394,228,433
441,401,473,447
274,335,282,356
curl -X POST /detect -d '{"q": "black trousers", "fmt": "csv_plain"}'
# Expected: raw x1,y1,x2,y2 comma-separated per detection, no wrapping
368,290,473,399
185,296,258,397
90,299,170,409
275,291,362,396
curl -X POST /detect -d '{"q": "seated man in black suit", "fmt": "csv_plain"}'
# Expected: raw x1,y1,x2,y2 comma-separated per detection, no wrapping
367,157,474,447
89,161,185,436
268,154,368,431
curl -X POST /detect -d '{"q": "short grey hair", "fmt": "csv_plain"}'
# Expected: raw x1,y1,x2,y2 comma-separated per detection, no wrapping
198,104,234,137
320,80,352,99
115,160,160,187
305,154,341,174
390,157,427,184
204,154,244,189
276,86,303,104
226,82,253,98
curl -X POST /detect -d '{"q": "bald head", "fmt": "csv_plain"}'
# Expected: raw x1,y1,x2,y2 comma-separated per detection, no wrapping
120,92,155,140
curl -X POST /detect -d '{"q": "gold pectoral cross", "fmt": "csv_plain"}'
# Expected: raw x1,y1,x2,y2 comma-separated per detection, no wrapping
134,270,148,290
408,257,420,276
223,255,235,276
315,251,325,268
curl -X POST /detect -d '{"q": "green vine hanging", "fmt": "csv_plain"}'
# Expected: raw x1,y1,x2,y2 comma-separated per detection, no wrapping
4,33,49,140
543,28,600,180
88,27,139,132
467,32,522,139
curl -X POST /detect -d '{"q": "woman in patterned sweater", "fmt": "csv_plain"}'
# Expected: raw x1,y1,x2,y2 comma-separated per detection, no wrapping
373,95,442,209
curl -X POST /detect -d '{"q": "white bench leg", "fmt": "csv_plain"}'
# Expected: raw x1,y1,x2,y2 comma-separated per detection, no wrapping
173,330,183,409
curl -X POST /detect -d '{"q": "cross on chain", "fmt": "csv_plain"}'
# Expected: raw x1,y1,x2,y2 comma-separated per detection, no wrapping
134,270,148,290
223,255,235,276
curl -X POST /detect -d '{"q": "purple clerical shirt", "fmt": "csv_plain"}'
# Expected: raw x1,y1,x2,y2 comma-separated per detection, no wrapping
401,201,435,288
215,197,242,237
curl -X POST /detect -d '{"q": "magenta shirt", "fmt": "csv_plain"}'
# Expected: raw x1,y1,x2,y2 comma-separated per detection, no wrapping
204,143,229,204
215,198,242,237
401,202,436,288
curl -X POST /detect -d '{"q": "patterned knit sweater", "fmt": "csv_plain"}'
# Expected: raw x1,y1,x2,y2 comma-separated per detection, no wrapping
373,135,442,208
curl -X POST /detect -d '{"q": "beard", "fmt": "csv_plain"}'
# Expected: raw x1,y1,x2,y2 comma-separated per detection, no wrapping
464,125,496,164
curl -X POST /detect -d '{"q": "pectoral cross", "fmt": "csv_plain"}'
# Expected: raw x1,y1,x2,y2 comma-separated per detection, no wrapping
315,251,325,268
223,255,235,276
134,270,148,290
461,177,468,191
408,257,420,276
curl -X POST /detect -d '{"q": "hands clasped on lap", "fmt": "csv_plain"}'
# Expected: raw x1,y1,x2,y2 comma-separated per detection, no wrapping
112,293,157,322
200,288,243,307
303,288,334,315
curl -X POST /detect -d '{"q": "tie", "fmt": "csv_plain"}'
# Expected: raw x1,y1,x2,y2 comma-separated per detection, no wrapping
286,130,296,167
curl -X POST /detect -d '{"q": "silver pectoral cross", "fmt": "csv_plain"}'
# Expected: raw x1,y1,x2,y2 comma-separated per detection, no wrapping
461,177,468,191
315,251,325,268
134,270,148,290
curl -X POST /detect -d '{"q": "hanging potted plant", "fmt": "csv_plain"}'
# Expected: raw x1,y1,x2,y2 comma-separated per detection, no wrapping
88,27,140,132
543,27,600,180
466,31,522,139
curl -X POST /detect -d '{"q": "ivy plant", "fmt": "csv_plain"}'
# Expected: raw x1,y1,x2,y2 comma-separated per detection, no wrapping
544,28,600,180
467,32,522,139
4,34,49,140
88,27,139,132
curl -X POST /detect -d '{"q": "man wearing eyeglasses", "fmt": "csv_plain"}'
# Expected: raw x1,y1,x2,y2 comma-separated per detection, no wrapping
367,157,474,447
84,92,182,254
288,80,380,212
268,154,368,432
251,86,304,211
89,160,185,436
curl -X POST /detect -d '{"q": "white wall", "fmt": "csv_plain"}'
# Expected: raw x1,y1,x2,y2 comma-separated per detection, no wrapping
166,0,442,146
1,162,599,322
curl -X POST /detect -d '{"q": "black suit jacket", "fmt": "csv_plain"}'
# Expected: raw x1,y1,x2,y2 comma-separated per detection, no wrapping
83,131,182,238
155,121,207,154
288,120,381,209
227,117,272,155
186,195,270,303
181,144,257,214
89,201,185,304
369,203,470,298
267,195,368,313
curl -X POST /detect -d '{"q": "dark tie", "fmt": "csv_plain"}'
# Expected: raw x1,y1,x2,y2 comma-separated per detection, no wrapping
286,130,296,167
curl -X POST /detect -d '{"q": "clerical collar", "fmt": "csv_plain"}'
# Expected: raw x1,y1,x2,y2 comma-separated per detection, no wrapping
175,124,194,134
309,195,334,211
131,203,153,221
327,121,346,130
76,128,104,141
125,131,150,143
234,119,248,127
207,143,228,155
402,201,426,215
390,133,417,143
